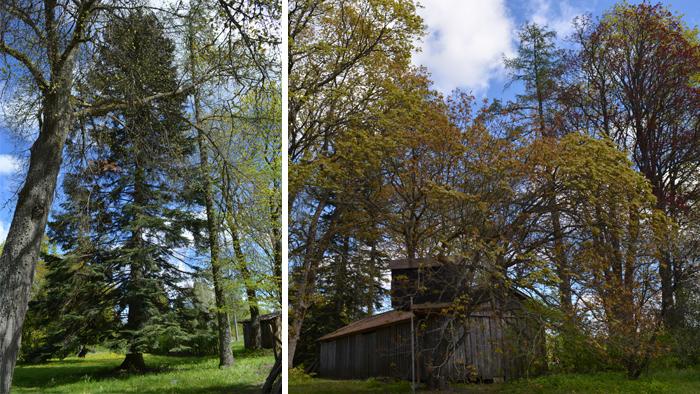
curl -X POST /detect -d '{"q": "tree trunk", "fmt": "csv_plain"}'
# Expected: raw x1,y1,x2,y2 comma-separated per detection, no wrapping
233,312,239,342
270,193,282,305
189,20,234,366
288,197,333,366
261,357,282,394
650,182,675,328
222,185,262,350
288,313,303,367
0,62,75,393
119,353,146,372
262,313,282,394
552,209,571,314
119,165,150,374
196,114,234,367
229,222,261,350
660,251,675,326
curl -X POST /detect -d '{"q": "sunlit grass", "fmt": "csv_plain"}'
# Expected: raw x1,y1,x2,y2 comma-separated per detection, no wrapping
13,340,274,393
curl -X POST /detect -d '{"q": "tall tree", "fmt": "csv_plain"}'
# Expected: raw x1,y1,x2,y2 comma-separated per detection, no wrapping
504,23,573,315
539,134,670,378
0,1,194,388
49,10,193,372
218,84,282,350
504,23,564,138
569,3,700,326
0,2,99,389
288,0,423,364
186,1,234,367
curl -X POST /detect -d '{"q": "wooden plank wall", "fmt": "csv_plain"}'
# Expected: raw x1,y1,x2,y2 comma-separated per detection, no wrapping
318,313,544,381
319,323,412,380
418,313,507,381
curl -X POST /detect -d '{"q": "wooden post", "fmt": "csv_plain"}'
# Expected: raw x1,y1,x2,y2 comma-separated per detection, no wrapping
411,296,415,394
233,312,239,342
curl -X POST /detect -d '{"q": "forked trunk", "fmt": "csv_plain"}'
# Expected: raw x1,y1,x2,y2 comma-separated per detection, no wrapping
0,61,75,393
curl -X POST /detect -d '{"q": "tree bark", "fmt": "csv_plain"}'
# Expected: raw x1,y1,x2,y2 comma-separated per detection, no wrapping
262,314,282,394
119,165,149,373
195,107,234,368
119,353,146,372
228,217,261,350
0,56,75,393
189,16,234,366
552,209,572,314
270,193,282,305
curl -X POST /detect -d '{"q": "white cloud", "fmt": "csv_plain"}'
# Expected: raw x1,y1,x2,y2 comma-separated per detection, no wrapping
0,154,20,175
0,221,8,244
413,0,515,94
528,0,585,39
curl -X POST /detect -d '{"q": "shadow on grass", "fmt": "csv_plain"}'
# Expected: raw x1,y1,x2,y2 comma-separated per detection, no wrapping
13,351,273,393
14,361,121,389
136,383,262,394
13,355,208,389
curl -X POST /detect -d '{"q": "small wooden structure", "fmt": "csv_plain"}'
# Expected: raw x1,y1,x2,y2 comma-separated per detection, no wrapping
242,311,281,350
318,257,546,382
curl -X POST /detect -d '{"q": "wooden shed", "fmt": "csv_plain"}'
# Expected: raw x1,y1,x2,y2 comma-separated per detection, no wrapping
242,311,281,350
317,257,546,383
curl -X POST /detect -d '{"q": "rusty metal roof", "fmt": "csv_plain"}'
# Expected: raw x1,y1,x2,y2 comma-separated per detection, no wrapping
318,310,414,341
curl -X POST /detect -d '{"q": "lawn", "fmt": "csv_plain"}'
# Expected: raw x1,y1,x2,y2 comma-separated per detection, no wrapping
12,341,274,393
289,366,700,393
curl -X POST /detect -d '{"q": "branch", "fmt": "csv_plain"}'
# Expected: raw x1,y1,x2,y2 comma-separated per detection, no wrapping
1,3,45,41
58,0,98,69
0,39,48,93
74,84,195,118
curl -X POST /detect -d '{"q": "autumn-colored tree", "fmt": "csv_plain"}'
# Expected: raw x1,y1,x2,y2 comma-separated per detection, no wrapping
568,2,700,326
536,134,671,378
288,0,423,365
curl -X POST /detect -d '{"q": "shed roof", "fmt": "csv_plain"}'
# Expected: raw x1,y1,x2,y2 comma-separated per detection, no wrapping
388,256,455,270
241,311,280,324
318,310,414,341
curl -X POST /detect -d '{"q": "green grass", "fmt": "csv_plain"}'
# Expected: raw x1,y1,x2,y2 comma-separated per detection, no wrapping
289,366,700,393
12,341,274,393
289,373,412,393
495,367,700,393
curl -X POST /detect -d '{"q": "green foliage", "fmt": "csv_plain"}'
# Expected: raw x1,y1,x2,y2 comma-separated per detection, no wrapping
36,10,209,364
504,22,564,137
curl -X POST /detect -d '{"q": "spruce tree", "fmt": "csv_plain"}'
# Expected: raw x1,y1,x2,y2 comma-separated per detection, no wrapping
48,10,195,372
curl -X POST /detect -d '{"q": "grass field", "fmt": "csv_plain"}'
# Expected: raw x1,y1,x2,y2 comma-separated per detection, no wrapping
12,341,274,393
289,366,700,393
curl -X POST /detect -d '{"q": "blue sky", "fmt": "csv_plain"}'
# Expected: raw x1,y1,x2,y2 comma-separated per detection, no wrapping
0,0,699,243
